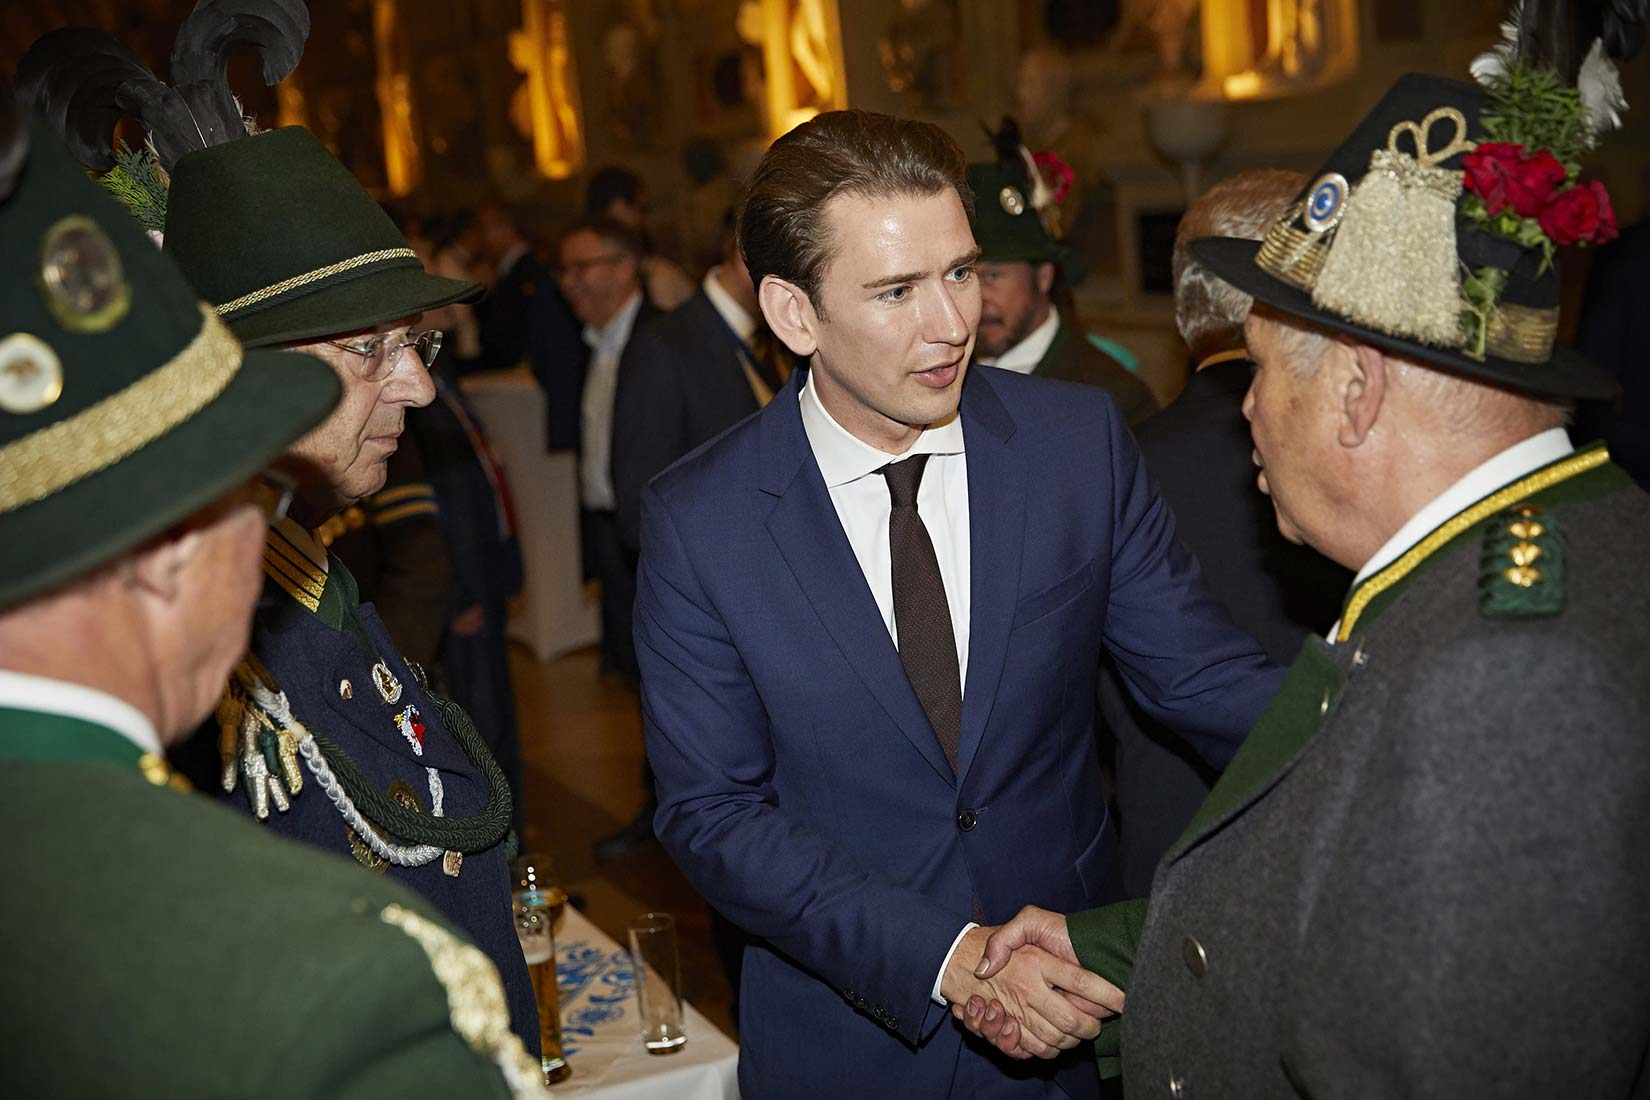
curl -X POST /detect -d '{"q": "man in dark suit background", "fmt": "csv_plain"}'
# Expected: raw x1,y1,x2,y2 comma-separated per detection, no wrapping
636,109,1281,1099
966,152,1157,426
1100,169,1351,897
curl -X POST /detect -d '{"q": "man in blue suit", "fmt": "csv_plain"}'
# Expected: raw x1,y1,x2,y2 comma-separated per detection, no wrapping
635,110,1281,1098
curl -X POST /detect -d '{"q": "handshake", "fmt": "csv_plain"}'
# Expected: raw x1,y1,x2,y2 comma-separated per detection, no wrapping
941,906,1124,1060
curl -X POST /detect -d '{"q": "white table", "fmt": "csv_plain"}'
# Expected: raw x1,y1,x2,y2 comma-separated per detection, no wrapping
460,368,600,661
546,907,740,1100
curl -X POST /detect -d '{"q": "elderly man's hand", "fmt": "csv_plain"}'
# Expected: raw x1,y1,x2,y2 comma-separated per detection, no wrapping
939,923,1122,1059
949,907,1123,1059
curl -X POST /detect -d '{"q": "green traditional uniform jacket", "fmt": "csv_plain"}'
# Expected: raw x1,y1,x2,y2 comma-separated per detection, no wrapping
1033,316,1159,428
1067,444,1650,1095
0,691,536,1098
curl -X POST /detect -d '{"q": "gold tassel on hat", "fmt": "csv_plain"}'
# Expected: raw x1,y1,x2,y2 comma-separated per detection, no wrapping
1312,108,1477,348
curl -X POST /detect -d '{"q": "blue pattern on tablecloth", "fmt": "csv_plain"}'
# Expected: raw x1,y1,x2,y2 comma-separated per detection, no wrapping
556,936,637,1056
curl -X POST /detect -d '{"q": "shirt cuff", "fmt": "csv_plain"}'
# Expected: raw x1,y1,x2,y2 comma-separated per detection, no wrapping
930,922,981,1006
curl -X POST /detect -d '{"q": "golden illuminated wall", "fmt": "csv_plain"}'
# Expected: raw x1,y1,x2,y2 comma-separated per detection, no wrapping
513,0,585,180
373,0,421,196
755,0,847,139
1201,0,1359,101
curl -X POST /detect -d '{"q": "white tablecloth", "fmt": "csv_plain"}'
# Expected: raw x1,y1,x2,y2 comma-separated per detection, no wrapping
547,907,740,1100
460,369,599,661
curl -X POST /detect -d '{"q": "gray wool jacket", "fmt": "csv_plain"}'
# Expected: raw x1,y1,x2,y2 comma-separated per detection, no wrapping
1071,445,1650,1098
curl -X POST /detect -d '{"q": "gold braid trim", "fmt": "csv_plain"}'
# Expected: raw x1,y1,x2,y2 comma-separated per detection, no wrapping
379,904,545,1098
215,248,419,317
1336,447,1610,641
0,305,241,515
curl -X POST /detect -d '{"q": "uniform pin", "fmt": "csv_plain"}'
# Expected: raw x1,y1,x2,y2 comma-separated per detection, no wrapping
443,850,463,877
39,214,131,333
0,333,64,414
394,705,425,756
339,678,353,700
372,660,402,704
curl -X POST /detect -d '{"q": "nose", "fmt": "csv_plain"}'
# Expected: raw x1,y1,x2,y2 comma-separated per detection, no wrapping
384,347,436,409
924,280,973,347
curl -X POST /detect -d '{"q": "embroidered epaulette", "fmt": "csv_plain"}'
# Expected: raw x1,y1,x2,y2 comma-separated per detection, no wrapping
1479,503,1565,619
366,481,440,526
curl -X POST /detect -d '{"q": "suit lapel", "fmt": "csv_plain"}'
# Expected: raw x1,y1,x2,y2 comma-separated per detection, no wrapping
954,371,1025,783
759,372,955,783
1164,636,1350,865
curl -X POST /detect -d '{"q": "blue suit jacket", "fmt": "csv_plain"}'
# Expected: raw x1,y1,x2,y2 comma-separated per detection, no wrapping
636,365,1280,1098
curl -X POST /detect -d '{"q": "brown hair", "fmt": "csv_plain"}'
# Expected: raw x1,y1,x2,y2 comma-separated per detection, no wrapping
558,215,644,259
738,109,971,317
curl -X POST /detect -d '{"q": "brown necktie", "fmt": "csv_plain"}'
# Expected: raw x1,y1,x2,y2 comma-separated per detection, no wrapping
883,455,961,773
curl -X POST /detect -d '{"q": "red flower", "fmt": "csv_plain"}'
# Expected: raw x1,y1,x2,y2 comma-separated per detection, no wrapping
1462,142,1567,218
1033,151,1075,205
1539,179,1619,246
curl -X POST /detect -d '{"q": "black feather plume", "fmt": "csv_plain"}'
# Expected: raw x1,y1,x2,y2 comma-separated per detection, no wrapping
17,1,310,175
0,76,27,204
170,1,311,147
1602,0,1648,61
15,29,186,172
1516,0,1647,78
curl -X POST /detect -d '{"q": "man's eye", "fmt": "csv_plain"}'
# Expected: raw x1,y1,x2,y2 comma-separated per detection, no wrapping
879,285,911,303
947,266,974,283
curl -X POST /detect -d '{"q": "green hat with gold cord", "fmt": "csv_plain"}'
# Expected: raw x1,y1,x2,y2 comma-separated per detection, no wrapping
0,94,339,610
966,117,1084,284
17,0,480,350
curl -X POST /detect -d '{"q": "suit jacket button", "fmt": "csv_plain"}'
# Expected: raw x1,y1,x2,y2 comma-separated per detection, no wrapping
1182,936,1207,977
957,808,977,832
886,1016,897,1030
1169,1071,1187,1098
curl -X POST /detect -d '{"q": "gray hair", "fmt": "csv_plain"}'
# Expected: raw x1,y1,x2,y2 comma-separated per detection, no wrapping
1173,169,1307,362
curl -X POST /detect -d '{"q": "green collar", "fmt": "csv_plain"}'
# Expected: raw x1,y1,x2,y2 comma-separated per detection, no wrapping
0,706,143,767
1336,442,1626,641
261,519,373,650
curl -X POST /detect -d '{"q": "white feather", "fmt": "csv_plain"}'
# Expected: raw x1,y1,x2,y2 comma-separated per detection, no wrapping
1470,2,1521,87
1579,38,1629,139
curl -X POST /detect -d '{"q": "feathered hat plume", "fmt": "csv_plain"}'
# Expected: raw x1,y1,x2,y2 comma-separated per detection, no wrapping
0,75,27,205
17,1,310,190
1472,0,1648,137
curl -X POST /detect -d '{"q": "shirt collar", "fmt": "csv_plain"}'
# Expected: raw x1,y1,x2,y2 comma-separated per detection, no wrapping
977,309,1060,375
495,240,531,280
0,668,161,755
799,372,966,489
702,268,757,345
583,290,644,354
1353,427,1574,586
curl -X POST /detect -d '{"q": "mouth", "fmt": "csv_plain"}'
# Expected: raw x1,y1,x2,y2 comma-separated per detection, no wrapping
912,355,963,389
1252,449,1270,495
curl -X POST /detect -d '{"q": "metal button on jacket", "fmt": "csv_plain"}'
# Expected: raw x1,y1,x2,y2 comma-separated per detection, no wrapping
1182,935,1207,977
957,808,977,832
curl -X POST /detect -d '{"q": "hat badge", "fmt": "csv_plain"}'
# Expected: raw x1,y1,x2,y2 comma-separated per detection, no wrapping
39,215,131,334
1303,172,1349,234
0,333,64,415
999,186,1026,216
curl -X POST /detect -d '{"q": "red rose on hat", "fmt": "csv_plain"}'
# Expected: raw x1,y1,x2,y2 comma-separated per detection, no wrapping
1539,179,1618,246
1463,142,1567,218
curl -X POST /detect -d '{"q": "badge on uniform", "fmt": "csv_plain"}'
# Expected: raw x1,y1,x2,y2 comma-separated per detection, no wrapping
371,659,402,704
394,705,425,755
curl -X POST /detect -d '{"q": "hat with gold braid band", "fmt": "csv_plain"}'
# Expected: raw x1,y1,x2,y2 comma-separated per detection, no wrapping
0,87,338,610
18,0,481,350
1191,0,1643,401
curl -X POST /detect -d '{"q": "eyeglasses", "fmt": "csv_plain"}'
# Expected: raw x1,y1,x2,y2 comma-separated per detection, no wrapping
556,254,627,280
251,469,296,525
327,328,443,382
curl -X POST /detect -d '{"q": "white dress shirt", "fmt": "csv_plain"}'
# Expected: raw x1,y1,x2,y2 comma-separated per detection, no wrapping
580,290,644,511
0,668,161,755
974,309,1060,375
797,375,976,1003
702,267,757,345
1328,428,1574,641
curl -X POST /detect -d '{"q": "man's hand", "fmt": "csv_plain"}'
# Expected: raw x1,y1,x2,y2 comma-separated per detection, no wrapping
939,923,1122,1059
449,605,485,637
949,907,1124,1059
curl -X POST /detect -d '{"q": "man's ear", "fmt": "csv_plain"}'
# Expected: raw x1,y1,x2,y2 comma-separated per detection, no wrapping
125,528,203,606
1336,339,1388,448
1033,261,1055,297
759,274,819,358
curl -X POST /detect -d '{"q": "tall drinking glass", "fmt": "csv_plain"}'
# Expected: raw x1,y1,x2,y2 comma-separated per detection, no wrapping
515,888,572,1084
627,912,687,1053
511,851,569,934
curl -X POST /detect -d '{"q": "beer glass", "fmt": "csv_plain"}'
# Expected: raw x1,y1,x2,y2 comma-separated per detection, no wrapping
510,851,569,934
627,912,686,1053
514,888,572,1084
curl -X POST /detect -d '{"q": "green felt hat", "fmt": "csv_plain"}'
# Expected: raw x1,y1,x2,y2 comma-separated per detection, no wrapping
0,117,340,611
966,160,1084,284
163,126,481,349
